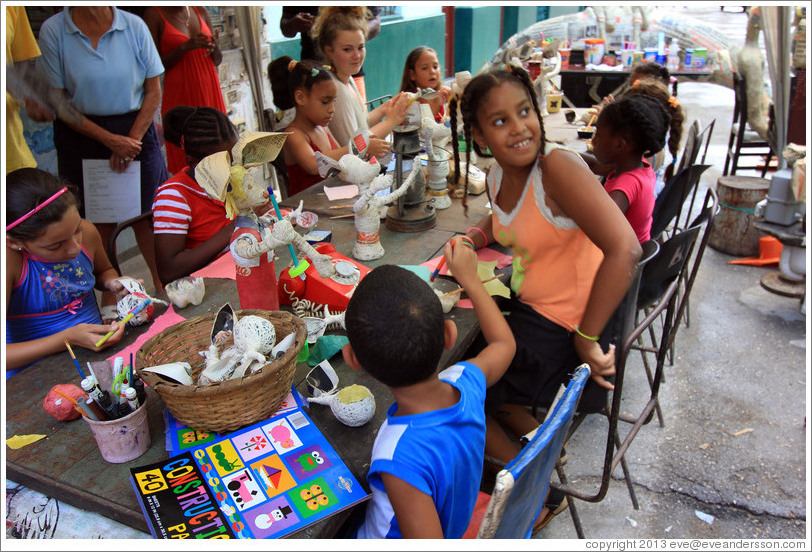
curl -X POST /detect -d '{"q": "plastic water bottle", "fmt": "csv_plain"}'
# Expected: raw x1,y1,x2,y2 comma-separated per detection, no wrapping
667,42,680,71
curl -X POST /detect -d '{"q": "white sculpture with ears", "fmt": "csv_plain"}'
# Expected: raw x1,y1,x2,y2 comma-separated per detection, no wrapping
334,154,419,261
532,39,563,117
419,102,454,209
197,130,335,310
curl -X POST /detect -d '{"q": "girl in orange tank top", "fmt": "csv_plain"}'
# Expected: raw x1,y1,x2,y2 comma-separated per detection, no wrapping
448,65,641,525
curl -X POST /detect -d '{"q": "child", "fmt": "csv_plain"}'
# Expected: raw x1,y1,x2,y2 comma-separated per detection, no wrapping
400,46,453,123
623,77,685,186
152,106,237,285
342,242,515,538
310,6,410,146
267,56,390,196
450,64,641,527
6,169,131,373
590,95,670,243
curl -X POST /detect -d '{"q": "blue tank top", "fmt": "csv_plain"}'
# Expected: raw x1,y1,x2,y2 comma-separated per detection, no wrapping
6,247,102,345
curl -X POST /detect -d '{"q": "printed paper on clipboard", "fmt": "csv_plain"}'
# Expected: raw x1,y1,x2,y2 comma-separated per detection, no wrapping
81,159,141,223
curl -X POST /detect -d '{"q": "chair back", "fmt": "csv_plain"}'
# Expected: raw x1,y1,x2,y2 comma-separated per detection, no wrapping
477,365,591,539
650,164,711,239
366,94,393,112
667,187,719,349
107,212,153,276
637,225,702,311
676,120,701,175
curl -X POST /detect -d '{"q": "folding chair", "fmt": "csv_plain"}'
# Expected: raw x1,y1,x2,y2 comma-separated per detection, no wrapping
468,364,591,539
650,164,711,240
633,189,720,413
723,72,774,177
549,239,660,539
366,94,392,112
107,212,153,276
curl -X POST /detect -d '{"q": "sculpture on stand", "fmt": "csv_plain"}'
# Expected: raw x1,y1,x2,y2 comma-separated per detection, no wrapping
532,38,563,117
419,101,454,209
334,154,419,261
198,131,335,311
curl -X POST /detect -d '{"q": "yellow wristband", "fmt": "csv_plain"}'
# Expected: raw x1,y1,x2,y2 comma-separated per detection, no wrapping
574,326,599,342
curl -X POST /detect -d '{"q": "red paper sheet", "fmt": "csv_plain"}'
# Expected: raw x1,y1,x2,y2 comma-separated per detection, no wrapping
107,305,187,361
191,252,236,280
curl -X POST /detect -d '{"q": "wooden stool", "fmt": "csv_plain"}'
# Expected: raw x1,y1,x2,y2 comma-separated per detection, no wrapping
709,175,770,257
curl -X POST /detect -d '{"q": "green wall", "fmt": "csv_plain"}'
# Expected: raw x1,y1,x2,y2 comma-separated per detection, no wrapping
268,14,446,110
502,6,542,44
453,7,503,74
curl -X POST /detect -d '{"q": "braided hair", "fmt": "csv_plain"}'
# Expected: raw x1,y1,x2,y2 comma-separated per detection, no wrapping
449,64,546,212
268,56,334,111
598,95,670,161
623,77,684,180
163,106,237,162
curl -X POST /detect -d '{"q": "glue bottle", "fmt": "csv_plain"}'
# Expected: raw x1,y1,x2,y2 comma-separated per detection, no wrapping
124,387,140,412
82,378,116,419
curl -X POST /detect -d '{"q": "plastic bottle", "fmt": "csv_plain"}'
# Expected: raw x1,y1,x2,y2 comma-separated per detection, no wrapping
667,41,680,71
124,387,140,412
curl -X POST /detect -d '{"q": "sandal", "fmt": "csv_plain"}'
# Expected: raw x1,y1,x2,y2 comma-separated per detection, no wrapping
531,488,568,536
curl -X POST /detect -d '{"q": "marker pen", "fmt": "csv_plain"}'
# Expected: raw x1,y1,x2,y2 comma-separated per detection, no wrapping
133,377,147,404
75,397,99,421
82,378,116,419
85,398,109,421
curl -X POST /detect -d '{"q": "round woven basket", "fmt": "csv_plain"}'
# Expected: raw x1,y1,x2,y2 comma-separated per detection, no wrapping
136,309,306,433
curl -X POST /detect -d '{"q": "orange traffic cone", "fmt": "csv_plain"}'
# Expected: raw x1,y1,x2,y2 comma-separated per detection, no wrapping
728,236,782,266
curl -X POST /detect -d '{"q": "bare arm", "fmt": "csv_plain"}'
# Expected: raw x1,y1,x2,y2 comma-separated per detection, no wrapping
280,10,315,38
283,128,349,176
380,473,444,538
444,239,515,387
543,149,642,389
198,7,222,66
5,244,124,369
154,224,233,285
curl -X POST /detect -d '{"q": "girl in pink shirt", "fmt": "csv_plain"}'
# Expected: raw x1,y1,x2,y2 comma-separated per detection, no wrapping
591,95,670,243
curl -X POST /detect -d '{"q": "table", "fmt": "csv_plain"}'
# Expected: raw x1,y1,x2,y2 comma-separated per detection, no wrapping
5,180,497,538
559,64,713,107
543,107,592,154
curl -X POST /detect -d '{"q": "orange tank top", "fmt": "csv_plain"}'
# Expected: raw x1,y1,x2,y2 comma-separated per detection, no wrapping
490,149,603,330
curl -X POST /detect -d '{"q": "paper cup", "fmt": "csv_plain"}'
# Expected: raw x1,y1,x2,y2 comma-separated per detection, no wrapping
85,401,151,464
558,48,571,68
546,92,564,113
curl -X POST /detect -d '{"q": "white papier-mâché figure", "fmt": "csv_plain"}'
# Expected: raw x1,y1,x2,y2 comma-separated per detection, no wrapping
197,131,335,311
418,100,454,208
337,154,420,261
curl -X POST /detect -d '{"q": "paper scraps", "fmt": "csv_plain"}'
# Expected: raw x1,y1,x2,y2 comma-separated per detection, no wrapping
7,434,46,449
324,184,359,201
108,305,187,362
456,260,512,309
191,252,236,280
695,510,715,524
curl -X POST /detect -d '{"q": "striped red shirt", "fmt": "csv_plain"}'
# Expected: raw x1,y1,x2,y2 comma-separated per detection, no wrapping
151,169,230,249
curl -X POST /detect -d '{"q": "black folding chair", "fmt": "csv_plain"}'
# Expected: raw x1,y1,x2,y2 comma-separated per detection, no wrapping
550,239,660,538
650,164,711,240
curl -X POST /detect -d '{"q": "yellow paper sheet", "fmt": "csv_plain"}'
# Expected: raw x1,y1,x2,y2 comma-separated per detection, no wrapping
6,434,46,449
447,260,511,299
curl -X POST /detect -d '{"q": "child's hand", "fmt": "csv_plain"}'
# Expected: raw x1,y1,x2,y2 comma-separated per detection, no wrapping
107,277,144,297
438,85,452,104
385,92,411,125
574,339,616,390
443,237,478,288
367,137,391,158
67,322,126,352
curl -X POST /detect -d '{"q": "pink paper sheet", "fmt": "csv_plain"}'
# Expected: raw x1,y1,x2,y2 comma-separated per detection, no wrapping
191,252,236,280
421,247,513,277
107,305,187,361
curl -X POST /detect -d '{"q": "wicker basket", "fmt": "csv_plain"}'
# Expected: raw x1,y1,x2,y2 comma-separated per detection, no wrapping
136,309,306,433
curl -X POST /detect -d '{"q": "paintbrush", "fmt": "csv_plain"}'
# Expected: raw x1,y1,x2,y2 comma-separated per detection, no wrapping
64,340,86,380
328,204,355,209
94,298,152,348
440,274,504,297
329,213,355,219
584,114,596,131
51,388,88,418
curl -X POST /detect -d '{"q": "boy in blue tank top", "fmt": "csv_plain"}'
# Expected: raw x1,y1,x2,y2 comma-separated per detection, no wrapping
342,240,515,538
